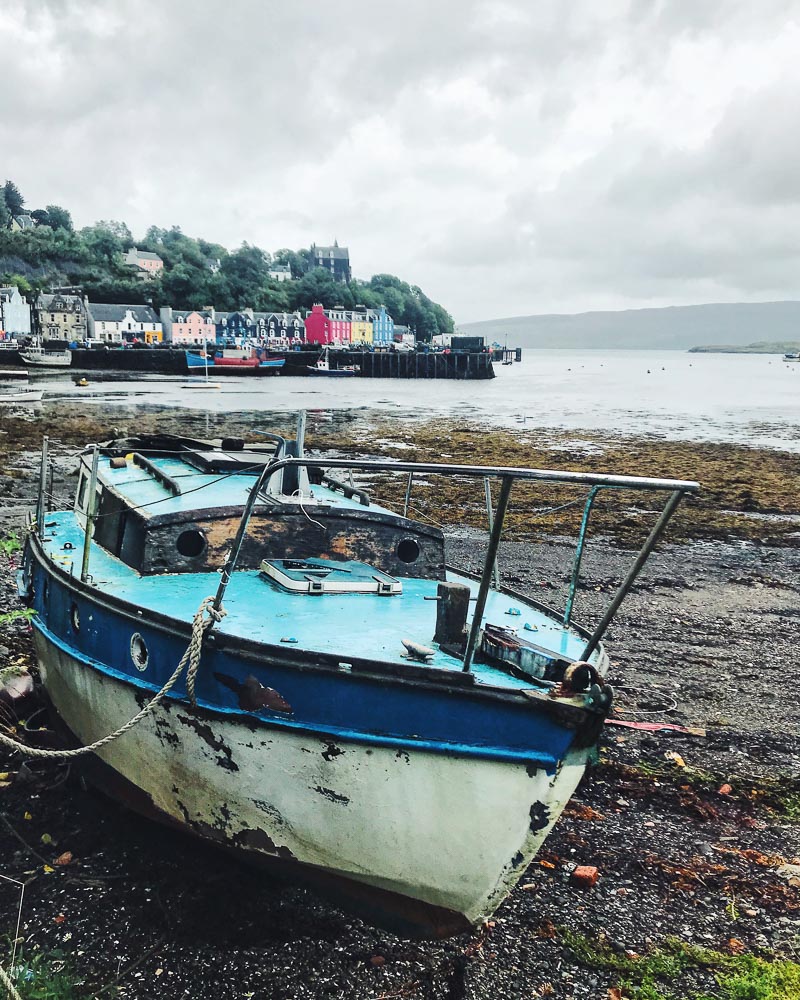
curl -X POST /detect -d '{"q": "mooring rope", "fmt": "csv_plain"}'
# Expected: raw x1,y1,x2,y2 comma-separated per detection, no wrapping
0,963,24,1000
0,596,225,760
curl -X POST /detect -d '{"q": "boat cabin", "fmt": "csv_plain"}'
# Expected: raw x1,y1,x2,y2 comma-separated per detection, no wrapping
75,433,445,580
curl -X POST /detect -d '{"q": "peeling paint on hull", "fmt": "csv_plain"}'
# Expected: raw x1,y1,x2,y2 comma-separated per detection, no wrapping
33,628,590,933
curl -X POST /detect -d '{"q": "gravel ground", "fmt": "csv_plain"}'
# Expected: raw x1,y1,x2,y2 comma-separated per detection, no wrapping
0,415,798,999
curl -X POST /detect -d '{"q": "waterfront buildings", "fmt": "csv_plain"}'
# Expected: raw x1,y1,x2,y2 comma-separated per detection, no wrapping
160,307,216,346
35,291,87,341
87,303,162,343
304,303,396,348
0,285,32,337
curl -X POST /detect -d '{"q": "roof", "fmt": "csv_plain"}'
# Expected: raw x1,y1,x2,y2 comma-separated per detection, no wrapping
36,292,83,310
269,264,291,272
89,303,159,323
126,248,162,262
312,245,350,260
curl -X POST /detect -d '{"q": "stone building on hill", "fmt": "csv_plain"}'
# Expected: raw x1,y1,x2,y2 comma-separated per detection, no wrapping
309,241,351,283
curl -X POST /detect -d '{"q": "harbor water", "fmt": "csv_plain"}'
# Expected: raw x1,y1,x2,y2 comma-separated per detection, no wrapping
16,349,800,452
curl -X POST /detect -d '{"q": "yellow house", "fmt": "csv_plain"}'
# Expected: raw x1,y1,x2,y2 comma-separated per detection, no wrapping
143,329,163,344
349,311,373,345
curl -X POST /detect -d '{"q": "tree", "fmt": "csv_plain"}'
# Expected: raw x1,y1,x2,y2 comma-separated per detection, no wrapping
3,274,33,294
220,244,271,306
94,219,133,245
46,205,73,232
0,196,8,229
3,181,24,217
30,209,50,225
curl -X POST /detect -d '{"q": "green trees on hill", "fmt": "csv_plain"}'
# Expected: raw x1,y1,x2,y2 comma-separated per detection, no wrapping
0,180,454,338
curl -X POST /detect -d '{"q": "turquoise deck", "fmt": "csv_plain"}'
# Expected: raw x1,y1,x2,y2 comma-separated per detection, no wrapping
102,457,371,518
41,511,595,692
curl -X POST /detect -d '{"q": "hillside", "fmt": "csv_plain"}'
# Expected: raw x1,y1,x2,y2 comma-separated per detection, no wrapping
459,301,800,350
0,180,454,339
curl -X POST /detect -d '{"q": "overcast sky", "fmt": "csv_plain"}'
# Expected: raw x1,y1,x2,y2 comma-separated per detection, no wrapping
4,0,800,322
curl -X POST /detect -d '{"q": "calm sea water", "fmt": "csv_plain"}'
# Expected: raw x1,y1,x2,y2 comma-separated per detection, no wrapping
32,350,800,451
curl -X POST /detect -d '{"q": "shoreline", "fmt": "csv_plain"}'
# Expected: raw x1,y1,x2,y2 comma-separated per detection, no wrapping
0,405,798,998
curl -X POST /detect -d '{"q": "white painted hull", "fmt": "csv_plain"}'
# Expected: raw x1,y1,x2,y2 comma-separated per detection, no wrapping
21,352,71,367
34,629,590,928
0,389,43,402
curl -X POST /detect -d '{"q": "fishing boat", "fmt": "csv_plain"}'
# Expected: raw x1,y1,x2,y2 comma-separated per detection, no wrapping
19,337,71,368
783,352,800,362
307,348,359,377
182,343,221,389
186,348,285,376
18,417,698,935
0,387,43,403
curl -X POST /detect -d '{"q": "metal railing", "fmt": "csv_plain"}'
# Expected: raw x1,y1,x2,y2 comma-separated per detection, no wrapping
211,457,699,672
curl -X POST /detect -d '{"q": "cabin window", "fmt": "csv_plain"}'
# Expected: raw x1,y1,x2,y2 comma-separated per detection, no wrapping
176,529,206,558
396,538,421,564
130,633,149,671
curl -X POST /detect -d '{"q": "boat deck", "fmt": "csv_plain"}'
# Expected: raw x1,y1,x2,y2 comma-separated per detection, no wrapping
100,457,370,518
40,511,596,691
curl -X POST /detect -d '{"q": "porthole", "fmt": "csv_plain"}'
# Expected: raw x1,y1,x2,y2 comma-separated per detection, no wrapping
130,633,149,671
70,602,80,632
396,537,421,564
176,529,206,558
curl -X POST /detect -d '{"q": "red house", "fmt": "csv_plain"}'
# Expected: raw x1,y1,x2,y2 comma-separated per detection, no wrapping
304,304,352,346
304,303,330,345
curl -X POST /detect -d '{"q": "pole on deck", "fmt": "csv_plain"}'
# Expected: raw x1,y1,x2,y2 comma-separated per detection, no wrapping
80,446,100,583
35,436,49,535
462,476,513,672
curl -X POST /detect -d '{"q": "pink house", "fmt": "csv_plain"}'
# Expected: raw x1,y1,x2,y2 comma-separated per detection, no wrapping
123,247,165,278
169,310,216,345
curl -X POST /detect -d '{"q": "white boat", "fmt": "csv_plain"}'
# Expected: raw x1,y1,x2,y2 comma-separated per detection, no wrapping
0,388,43,403
783,352,800,362
20,338,72,367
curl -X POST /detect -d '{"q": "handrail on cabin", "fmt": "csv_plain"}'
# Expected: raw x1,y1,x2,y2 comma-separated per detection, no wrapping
212,457,699,673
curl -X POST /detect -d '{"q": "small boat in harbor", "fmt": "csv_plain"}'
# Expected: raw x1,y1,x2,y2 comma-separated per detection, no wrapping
19,337,72,367
18,417,698,935
0,387,43,403
783,352,800,362
186,348,285,375
307,348,360,377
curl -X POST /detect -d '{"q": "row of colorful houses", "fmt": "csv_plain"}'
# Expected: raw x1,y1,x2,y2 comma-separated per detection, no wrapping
1,288,400,348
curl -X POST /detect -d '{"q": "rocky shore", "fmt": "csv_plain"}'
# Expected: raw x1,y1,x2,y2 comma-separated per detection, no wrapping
0,403,798,999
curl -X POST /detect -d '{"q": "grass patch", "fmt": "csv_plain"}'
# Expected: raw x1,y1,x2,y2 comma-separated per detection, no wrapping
5,950,84,999
563,931,800,999
0,532,22,557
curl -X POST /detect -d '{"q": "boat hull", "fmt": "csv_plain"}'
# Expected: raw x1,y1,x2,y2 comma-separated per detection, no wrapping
21,354,71,367
31,622,592,935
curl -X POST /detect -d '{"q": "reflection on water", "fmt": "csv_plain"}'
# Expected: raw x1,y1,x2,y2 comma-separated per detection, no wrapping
26,350,800,451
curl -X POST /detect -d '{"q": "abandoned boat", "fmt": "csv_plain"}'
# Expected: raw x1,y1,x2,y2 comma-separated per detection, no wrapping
19,418,698,935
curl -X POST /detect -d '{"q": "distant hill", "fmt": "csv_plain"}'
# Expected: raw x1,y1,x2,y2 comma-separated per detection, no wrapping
459,301,800,350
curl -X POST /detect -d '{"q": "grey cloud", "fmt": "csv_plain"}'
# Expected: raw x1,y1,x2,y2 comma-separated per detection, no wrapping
3,0,800,321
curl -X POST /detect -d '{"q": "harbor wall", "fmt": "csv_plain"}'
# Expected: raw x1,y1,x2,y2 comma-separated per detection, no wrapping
19,347,496,379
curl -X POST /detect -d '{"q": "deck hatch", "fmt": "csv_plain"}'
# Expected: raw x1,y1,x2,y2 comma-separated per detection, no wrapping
260,557,402,595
